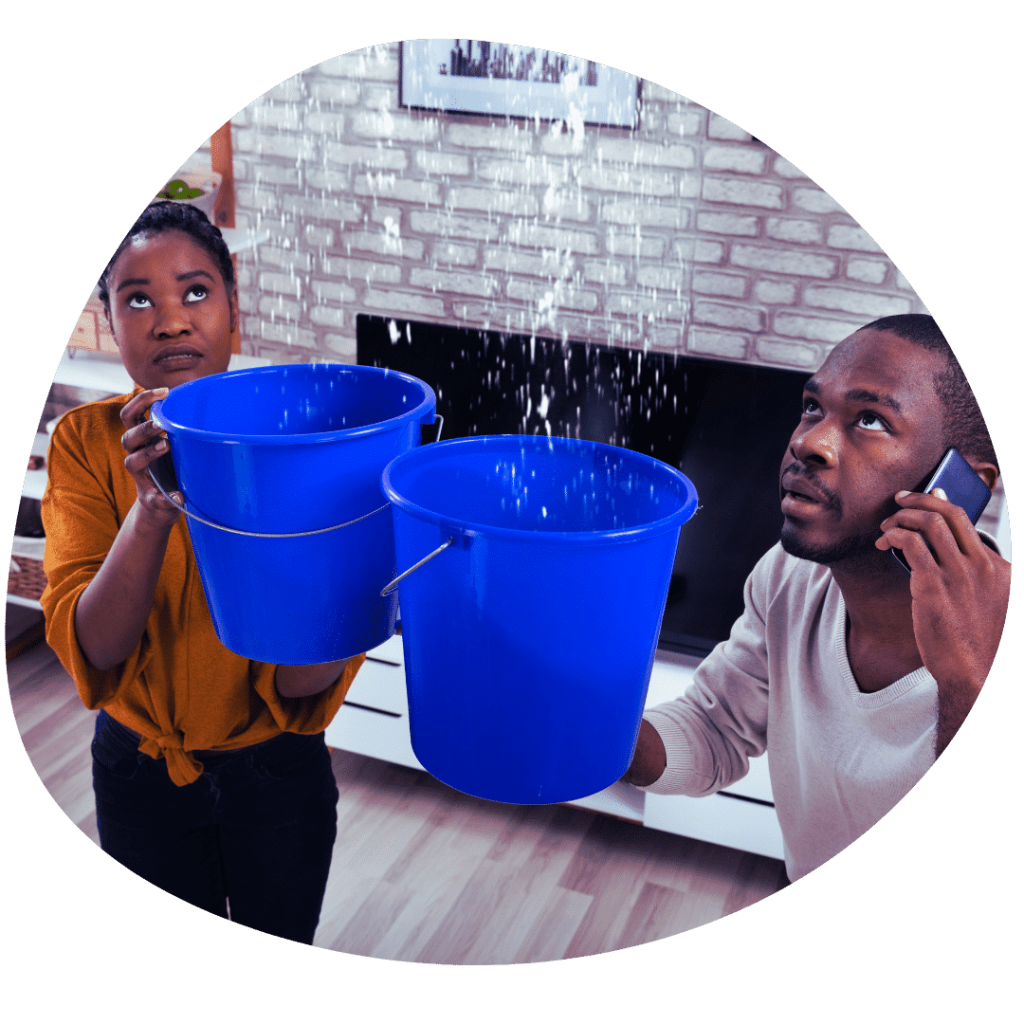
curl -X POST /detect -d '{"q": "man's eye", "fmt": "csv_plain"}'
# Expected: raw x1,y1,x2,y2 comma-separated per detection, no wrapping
184,285,209,302
126,294,151,309
802,398,821,416
857,412,887,431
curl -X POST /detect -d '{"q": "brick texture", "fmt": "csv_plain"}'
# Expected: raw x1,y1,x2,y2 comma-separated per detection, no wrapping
195,40,927,370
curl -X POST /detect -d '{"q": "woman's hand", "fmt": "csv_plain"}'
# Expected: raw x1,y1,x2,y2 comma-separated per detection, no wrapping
74,389,185,671
120,388,182,528
275,660,352,699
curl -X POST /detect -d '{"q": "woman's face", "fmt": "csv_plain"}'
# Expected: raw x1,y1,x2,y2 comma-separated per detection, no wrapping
105,229,237,391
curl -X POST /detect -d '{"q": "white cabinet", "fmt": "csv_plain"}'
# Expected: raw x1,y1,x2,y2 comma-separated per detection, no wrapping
326,636,421,770
17,346,787,860
8,349,269,612
325,637,785,860
639,651,783,856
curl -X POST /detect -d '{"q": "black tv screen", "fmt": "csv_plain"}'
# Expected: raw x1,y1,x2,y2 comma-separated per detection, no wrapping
357,314,810,657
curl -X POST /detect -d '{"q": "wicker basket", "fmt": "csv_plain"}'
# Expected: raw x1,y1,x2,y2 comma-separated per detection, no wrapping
8,555,47,602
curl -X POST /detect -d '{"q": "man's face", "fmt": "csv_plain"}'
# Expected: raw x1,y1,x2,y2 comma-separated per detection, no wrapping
779,328,949,566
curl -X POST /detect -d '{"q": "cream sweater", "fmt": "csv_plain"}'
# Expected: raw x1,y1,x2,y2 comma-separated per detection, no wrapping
641,541,946,882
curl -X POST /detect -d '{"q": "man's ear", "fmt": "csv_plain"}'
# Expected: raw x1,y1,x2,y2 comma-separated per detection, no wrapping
967,457,999,492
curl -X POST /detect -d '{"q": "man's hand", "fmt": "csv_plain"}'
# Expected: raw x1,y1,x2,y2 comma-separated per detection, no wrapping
876,488,1011,753
621,718,667,787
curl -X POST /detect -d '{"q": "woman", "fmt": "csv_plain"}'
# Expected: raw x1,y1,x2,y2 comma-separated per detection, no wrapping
41,201,363,944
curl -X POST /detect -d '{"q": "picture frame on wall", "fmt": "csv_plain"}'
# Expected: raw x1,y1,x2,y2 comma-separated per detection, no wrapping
399,39,642,129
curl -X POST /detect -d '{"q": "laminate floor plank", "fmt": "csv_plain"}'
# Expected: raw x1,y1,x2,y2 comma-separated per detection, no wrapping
8,640,789,965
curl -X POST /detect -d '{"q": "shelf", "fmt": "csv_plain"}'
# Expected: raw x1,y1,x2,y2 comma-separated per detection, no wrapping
27,350,261,505
53,349,134,394
324,636,781,854
8,542,47,609
60,226,268,358
83,224,268,303
52,348,272,397
220,227,270,255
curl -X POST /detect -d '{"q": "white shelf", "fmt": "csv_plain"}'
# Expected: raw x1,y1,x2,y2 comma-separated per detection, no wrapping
11,535,45,559
645,653,775,802
12,351,277,599
220,227,270,255
82,226,270,301
325,637,783,856
9,535,46,612
53,349,134,394
24,350,270,507
21,434,50,500
52,348,272,396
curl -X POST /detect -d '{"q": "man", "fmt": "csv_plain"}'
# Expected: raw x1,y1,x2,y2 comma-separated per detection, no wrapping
623,313,1010,882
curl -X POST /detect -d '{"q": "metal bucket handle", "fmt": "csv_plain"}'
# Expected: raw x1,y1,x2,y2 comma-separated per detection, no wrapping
146,412,444,540
380,536,454,597
145,467,392,538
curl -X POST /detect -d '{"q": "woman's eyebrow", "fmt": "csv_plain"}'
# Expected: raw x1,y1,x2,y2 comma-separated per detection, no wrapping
116,269,214,294
115,277,149,293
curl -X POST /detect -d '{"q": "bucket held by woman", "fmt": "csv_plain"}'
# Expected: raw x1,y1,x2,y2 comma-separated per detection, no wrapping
152,362,436,664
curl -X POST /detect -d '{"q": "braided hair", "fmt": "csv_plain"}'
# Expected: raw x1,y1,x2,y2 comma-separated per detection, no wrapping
97,200,235,313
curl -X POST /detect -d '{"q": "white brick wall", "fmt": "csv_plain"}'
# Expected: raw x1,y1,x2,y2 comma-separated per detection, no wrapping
218,40,926,370
173,42,1002,558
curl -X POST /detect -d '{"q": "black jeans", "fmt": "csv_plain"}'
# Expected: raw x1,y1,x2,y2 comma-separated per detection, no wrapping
91,709,339,944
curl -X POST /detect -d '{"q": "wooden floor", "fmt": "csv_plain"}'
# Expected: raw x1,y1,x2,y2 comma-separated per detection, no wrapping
5,619,789,964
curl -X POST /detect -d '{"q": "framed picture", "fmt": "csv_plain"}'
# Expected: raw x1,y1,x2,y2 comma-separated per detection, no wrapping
399,39,641,130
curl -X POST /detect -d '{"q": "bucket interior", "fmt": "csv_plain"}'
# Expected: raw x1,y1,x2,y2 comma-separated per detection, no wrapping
384,435,697,536
156,363,432,439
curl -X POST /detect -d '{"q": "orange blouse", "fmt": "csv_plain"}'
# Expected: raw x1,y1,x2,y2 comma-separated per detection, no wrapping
40,389,364,787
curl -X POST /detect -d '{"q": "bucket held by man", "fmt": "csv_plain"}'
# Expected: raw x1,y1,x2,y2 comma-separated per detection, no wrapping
381,434,698,805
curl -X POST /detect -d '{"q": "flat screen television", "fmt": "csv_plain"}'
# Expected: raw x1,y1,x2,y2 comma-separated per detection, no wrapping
357,314,811,657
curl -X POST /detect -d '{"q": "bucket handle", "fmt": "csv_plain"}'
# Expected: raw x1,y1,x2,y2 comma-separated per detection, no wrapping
145,466,391,538
144,413,444,539
380,537,454,597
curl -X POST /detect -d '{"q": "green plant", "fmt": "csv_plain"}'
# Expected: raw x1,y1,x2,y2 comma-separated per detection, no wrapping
156,178,205,200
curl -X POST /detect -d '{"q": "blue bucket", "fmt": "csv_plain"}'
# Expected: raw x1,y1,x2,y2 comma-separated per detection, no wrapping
380,434,699,805
151,363,436,664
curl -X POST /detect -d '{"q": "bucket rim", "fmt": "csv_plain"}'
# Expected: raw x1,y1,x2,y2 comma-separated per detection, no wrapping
151,362,437,445
381,434,699,544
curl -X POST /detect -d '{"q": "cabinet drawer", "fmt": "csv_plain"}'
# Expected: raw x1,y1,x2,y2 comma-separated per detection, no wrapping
643,790,784,860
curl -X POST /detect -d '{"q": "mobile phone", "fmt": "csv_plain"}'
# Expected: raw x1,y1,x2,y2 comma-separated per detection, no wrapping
149,449,180,495
890,448,991,574
145,404,180,495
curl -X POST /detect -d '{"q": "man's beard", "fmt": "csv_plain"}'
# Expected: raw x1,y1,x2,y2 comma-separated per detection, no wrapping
779,523,883,565
778,463,888,566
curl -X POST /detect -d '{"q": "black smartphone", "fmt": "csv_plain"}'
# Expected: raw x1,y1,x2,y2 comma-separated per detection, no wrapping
149,449,180,495
891,448,991,574
144,406,180,495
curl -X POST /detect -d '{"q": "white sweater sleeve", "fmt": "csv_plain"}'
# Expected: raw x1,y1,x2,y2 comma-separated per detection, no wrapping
639,551,772,796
